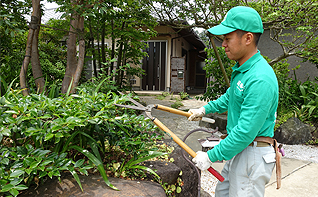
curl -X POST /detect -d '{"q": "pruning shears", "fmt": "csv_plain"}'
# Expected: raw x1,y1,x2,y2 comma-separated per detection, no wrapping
114,93,224,182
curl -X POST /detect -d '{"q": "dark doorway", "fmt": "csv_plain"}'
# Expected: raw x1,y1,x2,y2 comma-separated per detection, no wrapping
195,61,206,88
142,41,167,91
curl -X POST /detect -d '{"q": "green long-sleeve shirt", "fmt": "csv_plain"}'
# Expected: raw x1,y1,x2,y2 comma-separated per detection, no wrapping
204,51,278,162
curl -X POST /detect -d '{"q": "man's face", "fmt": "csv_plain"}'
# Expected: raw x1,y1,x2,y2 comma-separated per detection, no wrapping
222,31,246,63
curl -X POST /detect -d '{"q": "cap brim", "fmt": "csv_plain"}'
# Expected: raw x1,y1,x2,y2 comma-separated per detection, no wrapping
207,24,237,35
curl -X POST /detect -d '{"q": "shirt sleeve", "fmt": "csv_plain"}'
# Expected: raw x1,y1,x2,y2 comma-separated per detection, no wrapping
207,79,276,162
203,87,230,115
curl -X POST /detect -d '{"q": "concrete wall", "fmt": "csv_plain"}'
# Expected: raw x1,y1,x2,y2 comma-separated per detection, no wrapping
259,30,318,82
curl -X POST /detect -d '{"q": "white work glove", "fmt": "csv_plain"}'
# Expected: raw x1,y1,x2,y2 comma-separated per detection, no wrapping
188,107,205,121
192,151,213,171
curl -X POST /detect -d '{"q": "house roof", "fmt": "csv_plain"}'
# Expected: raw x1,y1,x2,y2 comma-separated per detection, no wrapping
160,21,206,51
41,8,64,24
25,1,62,24
171,27,206,51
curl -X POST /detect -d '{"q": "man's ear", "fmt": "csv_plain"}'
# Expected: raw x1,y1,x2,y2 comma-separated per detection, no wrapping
245,32,254,46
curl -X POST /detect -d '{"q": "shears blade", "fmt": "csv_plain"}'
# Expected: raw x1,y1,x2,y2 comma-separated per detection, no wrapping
118,91,145,108
113,104,146,111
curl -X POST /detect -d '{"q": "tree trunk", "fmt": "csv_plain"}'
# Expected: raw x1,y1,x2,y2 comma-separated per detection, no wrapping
101,15,106,69
31,2,45,93
97,30,101,71
208,35,230,88
61,8,79,94
110,19,115,75
119,46,127,88
20,0,41,96
71,15,85,93
20,29,34,96
92,42,98,78
115,41,123,86
115,22,125,86
88,17,97,78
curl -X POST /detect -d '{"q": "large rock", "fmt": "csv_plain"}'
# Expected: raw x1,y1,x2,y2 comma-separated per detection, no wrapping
164,139,200,197
274,117,314,144
19,174,166,197
200,113,228,134
144,160,181,185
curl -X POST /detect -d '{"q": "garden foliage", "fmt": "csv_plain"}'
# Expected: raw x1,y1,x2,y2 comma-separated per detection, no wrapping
199,46,234,101
0,80,164,196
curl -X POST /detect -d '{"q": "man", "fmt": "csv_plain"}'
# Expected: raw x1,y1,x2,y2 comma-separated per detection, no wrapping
189,6,280,197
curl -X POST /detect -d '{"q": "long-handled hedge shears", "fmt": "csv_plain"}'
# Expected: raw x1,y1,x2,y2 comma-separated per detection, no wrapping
114,93,224,182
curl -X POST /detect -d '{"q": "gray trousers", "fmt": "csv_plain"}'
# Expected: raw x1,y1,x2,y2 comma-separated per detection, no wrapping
215,143,276,197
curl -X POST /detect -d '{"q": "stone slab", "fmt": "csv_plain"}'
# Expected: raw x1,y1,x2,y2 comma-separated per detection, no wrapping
267,157,309,186
20,175,166,197
265,162,318,197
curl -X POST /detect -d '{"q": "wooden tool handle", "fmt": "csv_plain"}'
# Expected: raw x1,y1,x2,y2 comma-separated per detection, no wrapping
155,104,215,123
153,118,224,182
155,104,191,117
153,118,195,156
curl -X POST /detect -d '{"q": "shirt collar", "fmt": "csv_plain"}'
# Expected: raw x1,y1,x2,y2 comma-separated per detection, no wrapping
232,50,262,73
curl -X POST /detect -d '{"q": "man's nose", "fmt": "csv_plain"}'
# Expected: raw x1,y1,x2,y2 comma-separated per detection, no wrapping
222,40,226,48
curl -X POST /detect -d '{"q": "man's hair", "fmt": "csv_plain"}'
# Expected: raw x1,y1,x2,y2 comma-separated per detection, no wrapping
236,30,262,46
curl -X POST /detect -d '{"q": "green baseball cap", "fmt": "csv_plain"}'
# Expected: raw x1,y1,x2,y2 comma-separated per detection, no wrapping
208,6,264,35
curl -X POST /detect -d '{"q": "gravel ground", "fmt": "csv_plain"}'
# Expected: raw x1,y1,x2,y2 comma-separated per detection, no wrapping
200,144,318,197
201,170,218,197
280,144,318,163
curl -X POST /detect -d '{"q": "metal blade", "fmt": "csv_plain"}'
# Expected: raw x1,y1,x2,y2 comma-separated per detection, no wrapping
145,111,154,120
113,104,146,111
118,91,145,108
201,117,215,124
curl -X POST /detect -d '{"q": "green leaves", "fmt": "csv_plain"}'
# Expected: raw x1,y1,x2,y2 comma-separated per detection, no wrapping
1,128,11,136
0,183,21,197
74,159,85,168
118,151,166,179
44,133,55,141
297,82,318,121
0,146,82,197
198,46,234,101
0,87,164,196
1,158,9,165
69,145,118,191
9,170,24,178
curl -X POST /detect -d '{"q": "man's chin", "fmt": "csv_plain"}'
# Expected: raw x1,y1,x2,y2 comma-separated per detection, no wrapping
225,53,234,60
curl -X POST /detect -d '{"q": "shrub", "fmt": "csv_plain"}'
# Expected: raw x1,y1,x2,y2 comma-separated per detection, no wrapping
0,82,164,196
296,80,318,122
178,91,189,100
171,101,183,109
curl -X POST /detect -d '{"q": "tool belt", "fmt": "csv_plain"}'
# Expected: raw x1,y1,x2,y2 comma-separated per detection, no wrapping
220,135,282,189
254,137,282,189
